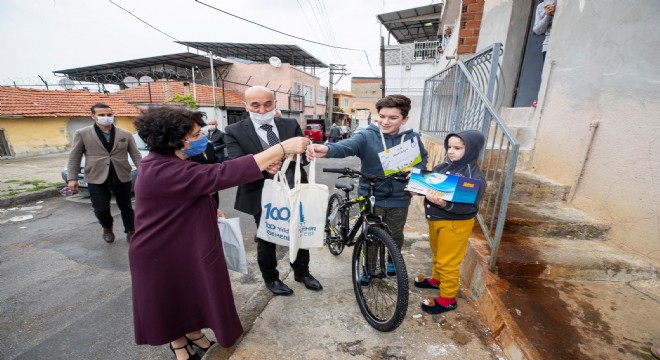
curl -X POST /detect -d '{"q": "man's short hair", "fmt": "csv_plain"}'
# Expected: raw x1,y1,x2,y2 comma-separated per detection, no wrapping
375,95,412,117
90,103,111,114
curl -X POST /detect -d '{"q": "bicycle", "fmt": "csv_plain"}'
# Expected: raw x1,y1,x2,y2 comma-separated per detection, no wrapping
323,167,409,332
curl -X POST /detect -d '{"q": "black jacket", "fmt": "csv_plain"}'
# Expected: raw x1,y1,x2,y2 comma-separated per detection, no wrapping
225,117,308,215
424,130,486,221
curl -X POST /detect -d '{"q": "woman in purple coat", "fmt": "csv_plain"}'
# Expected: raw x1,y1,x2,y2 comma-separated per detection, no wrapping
129,107,310,360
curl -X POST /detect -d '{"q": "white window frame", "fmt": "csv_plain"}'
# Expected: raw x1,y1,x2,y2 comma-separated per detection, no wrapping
293,82,302,96
317,88,325,104
303,85,314,107
342,99,349,109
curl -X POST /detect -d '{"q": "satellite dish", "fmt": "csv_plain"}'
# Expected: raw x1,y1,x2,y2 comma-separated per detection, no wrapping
269,56,282,68
139,75,154,84
58,78,75,90
123,76,139,88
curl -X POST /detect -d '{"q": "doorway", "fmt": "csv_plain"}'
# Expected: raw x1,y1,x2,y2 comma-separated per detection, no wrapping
513,0,546,107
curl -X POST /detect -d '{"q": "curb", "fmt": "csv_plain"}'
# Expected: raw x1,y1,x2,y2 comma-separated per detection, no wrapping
0,188,62,207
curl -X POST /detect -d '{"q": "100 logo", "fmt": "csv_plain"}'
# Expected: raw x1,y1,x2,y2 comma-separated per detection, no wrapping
263,203,291,221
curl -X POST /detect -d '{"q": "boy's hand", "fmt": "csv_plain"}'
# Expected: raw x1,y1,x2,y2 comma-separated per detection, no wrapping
426,190,447,208
306,144,328,161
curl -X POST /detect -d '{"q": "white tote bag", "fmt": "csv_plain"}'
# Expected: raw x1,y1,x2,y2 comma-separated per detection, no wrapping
256,158,293,247
218,217,248,274
289,155,329,262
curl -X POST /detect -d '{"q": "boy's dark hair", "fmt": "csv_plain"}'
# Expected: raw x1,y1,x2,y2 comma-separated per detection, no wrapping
375,95,412,117
90,103,111,114
134,107,207,154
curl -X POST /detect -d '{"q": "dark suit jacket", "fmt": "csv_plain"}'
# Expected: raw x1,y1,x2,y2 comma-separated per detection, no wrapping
225,117,308,215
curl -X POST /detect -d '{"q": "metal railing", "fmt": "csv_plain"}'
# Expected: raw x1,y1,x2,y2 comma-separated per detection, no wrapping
419,43,518,271
413,40,440,61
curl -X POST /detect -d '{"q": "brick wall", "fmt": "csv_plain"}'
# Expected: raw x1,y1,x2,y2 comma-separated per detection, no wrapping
458,0,484,54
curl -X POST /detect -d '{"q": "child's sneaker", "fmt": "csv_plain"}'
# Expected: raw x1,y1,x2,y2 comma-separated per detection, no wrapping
386,263,396,276
359,274,372,286
414,274,440,289
421,296,457,314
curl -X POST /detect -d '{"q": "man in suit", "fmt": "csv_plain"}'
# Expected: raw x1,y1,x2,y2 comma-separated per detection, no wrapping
67,103,142,243
205,119,225,162
225,86,322,296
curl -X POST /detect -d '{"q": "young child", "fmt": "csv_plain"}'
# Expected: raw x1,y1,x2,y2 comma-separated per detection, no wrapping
306,95,428,279
417,130,486,314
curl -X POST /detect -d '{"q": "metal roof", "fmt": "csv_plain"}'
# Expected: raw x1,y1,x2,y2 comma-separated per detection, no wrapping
377,4,444,44
177,42,328,68
53,52,230,85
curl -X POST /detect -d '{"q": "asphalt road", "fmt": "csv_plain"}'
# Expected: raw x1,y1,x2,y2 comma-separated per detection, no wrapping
0,156,503,360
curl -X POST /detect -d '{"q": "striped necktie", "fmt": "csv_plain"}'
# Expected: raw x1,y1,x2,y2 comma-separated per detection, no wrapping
260,124,280,146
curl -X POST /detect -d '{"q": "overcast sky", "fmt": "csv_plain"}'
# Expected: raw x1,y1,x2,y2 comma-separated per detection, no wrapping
0,0,435,91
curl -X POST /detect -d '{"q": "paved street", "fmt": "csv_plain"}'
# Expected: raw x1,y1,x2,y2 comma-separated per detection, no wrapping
0,155,503,360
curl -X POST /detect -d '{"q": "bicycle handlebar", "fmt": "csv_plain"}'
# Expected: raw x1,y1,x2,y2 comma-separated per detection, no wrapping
322,167,408,182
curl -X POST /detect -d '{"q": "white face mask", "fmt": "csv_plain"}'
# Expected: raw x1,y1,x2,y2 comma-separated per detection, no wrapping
207,125,217,131
249,110,275,125
97,116,114,126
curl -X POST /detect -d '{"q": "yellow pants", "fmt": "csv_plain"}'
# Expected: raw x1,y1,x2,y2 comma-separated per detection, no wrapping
427,218,475,298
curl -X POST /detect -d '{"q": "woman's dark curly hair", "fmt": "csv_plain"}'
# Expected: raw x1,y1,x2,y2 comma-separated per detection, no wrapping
134,107,206,154
375,94,412,117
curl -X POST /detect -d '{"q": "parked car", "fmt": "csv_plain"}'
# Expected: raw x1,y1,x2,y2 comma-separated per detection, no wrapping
304,124,325,143
338,126,351,139
61,133,148,192
352,126,369,135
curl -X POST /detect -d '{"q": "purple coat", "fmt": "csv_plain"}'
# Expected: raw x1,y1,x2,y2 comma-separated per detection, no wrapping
129,153,262,346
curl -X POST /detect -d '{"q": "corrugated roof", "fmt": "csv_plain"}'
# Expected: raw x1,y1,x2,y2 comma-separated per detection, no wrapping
177,42,328,68
0,86,141,118
377,4,443,44
110,81,244,108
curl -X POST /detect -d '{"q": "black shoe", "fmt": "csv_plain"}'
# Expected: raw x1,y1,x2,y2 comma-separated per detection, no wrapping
102,228,115,243
169,342,200,360
126,230,135,243
186,333,216,353
266,280,293,296
294,274,323,291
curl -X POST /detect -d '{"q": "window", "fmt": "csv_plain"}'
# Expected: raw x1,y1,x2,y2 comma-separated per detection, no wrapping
343,99,349,109
317,88,325,104
293,82,302,96
304,85,314,107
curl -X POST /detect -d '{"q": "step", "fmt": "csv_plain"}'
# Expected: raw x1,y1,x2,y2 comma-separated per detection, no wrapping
494,235,659,281
509,171,570,203
460,236,660,360
503,201,610,240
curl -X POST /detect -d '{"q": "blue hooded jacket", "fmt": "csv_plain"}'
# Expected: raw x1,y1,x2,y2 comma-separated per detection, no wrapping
326,124,428,208
424,130,486,220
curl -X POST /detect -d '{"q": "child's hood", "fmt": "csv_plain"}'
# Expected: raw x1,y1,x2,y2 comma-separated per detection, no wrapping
444,130,485,166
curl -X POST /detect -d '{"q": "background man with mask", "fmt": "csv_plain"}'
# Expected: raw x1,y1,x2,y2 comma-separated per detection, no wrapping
205,119,225,162
225,86,322,296
67,103,142,243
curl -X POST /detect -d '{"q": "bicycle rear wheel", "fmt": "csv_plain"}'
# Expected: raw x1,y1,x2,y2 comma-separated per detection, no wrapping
325,193,345,255
352,226,408,332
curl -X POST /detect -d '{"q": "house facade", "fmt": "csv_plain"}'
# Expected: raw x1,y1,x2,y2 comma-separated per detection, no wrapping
0,86,140,158
350,77,381,123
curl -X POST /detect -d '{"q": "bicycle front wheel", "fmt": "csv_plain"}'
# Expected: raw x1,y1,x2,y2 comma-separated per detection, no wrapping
352,226,408,332
325,193,345,255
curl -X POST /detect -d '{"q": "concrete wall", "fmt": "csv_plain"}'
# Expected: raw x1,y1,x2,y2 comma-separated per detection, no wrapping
478,0,532,107
529,1,660,264
0,116,137,157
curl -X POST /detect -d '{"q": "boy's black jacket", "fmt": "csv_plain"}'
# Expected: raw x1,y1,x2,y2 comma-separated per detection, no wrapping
424,130,486,221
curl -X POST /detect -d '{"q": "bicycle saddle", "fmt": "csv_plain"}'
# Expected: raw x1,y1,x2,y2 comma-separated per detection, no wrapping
335,182,354,192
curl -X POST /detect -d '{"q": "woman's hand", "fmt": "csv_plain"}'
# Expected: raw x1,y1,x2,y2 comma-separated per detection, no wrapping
280,137,312,155
306,144,328,162
265,159,282,174
426,190,447,208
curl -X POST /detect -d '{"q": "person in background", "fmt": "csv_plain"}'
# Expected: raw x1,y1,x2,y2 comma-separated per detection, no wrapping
66,103,142,243
307,95,428,282
129,106,310,360
328,123,341,143
187,132,222,217
533,0,556,62
225,85,323,296
438,26,452,54
415,130,486,315
205,119,225,163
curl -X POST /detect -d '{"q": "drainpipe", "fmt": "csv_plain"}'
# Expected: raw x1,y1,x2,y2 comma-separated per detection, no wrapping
568,121,599,203
400,47,403,93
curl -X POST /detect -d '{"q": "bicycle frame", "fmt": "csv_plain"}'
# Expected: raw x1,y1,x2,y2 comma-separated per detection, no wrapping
330,179,388,248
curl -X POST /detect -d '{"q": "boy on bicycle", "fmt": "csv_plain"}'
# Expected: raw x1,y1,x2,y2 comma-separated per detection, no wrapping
417,130,486,314
306,95,428,279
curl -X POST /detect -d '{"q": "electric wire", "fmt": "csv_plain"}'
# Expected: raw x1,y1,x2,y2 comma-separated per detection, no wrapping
108,0,178,41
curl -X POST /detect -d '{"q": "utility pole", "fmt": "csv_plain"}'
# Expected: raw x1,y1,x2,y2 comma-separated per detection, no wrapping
380,36,386,98
325,64,348,132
